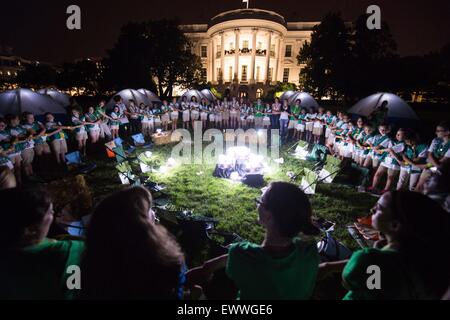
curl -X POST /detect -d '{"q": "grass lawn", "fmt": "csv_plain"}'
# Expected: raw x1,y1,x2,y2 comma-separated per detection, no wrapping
85,139,378,251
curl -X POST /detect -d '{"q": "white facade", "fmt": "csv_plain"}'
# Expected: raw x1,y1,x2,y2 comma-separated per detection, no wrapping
180,8,318,95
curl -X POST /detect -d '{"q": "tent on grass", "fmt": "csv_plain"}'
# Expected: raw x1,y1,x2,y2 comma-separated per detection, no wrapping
180,90,206,103
37,88,71,107
137,89,162,105
348,92,420,128
105,89,151,111
286,92,320,109
0,88,67,120
200,89,217,103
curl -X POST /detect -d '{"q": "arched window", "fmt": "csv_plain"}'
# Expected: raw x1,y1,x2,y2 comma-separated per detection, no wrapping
256,88,264,99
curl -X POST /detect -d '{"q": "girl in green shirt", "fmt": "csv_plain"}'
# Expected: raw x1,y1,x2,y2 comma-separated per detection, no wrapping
186,182,320,300
320,191,450,300
0,186,84,300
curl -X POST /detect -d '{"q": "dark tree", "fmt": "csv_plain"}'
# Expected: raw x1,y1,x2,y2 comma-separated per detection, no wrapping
57,60,102,95
16,63,57,89
298,13,352,101
103,19,202,98
348,14,398,99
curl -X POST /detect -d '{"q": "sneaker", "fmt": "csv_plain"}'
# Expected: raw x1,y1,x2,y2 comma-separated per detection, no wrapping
380,189,390,194
366,186,376,193
357,185,366,193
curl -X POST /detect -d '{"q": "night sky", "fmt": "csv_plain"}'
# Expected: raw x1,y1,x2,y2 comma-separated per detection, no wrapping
1,0,449,63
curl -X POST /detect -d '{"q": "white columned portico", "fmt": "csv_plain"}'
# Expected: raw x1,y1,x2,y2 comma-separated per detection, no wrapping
250,28,257,84
234,28,240,83
265,31,272,84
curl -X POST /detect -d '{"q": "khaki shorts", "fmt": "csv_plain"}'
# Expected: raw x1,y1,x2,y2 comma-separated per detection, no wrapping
21,148,35,166
76,131,88,141
51,139,68,154
313,126,323,136
8,154,22,166
34,143,51,155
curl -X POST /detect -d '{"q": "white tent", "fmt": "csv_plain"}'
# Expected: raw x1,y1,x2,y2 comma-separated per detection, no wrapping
200,89,217,103
137,89,161,104
180,90,206,103
37,88,71,107
0,88,66,117
348,93,419,121
106,89,151,111
280,90,296,102
287,92,319,109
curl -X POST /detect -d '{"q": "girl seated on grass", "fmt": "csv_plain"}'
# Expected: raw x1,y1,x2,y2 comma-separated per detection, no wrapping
186,182,320,300
319,191,450,300
368,128,406,194
80,186,185,299
0,185,85,299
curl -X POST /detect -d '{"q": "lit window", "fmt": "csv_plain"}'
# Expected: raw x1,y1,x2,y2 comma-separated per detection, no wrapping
256,66,261,82
243,40,249,49
201,46,208,58
283,68,290,82
256,88,264,99
285,45,292,57
242,65,248,82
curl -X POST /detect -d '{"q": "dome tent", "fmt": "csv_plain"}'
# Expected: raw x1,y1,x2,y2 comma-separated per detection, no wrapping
137,89,162,105
180,90,206,103
106,89,151,111
348,93,419,127
37,88,71,107
279,90,296,102
287,92,320,109
0,88,66,118
200,89,217,103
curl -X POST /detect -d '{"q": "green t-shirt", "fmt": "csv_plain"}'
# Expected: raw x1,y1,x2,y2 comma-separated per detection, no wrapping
226,239,319,300
0,239,85,300
290,105,300,120
254,104,264,117
343,248,429,300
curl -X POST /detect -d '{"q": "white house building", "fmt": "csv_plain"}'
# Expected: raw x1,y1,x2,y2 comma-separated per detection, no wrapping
180,8,319,99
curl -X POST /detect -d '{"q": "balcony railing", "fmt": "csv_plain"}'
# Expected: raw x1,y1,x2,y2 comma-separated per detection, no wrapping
224,49,235,55
256,49,267,56
217,48,274,57
239,48,252,54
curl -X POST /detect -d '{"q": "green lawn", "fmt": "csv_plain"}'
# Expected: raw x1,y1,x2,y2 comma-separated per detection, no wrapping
86,140,377,250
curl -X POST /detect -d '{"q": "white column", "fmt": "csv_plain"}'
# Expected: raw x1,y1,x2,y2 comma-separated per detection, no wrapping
220,32,225,83
234,28,240,83
210,39,215,84
250,28,257,84
277,37,284,82
274,35,281,83
265,31,272,84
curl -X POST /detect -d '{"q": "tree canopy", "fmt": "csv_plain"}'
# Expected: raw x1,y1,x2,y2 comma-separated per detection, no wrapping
102,19,202,98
